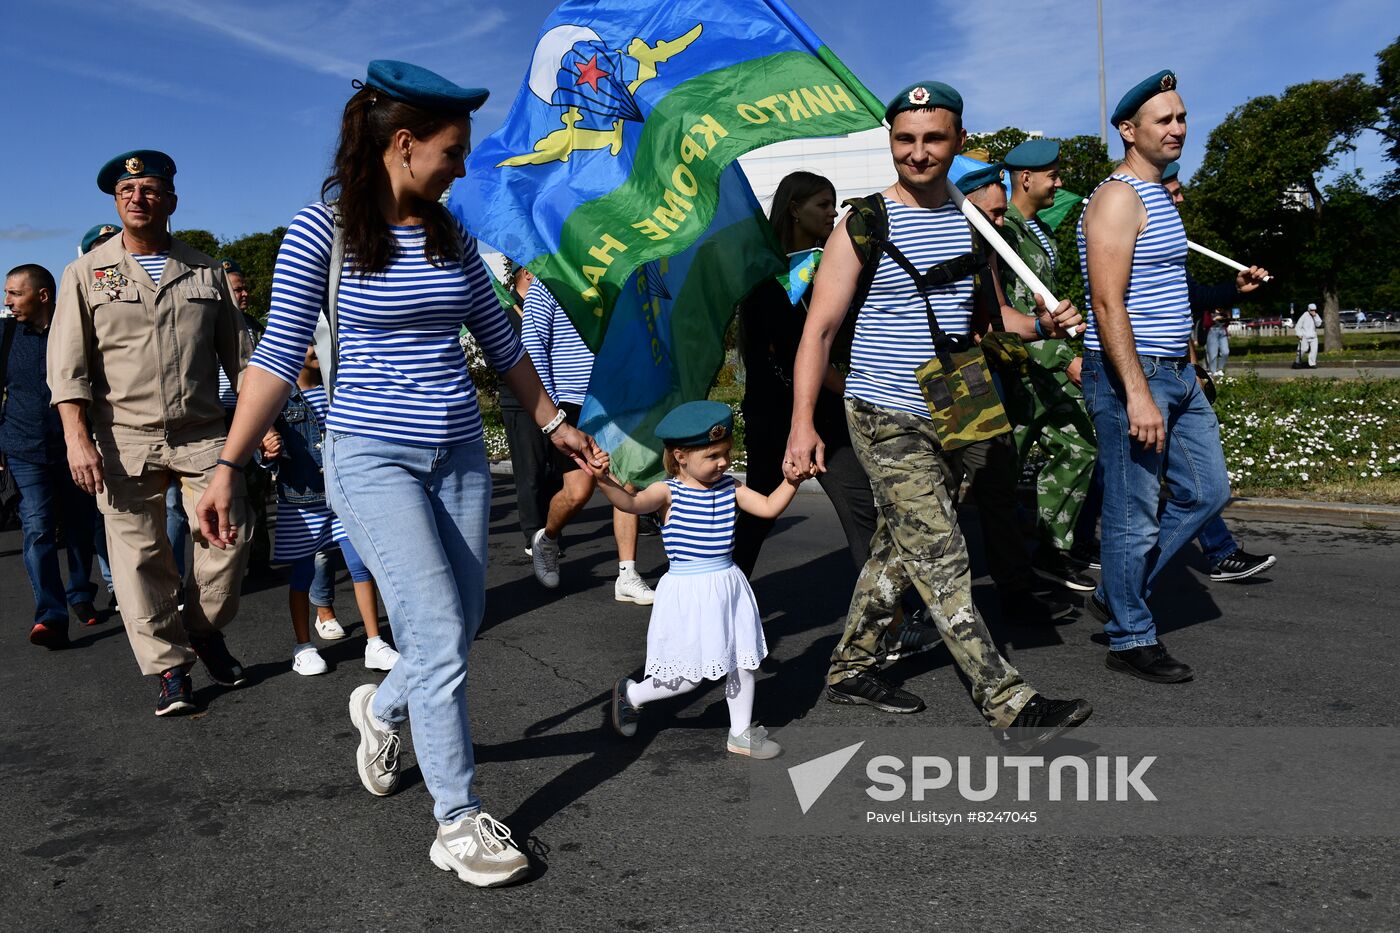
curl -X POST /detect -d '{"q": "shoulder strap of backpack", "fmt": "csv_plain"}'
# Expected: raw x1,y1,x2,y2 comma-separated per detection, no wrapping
842,193,888,317
314,204,344,403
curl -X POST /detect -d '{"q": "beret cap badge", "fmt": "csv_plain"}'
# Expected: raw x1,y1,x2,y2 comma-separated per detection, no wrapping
1160,73,1177,91
708,425,727,442
125,156,144,174
908,86,930,106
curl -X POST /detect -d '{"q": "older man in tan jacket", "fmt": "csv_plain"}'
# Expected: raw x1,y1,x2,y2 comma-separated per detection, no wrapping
48,149,253,716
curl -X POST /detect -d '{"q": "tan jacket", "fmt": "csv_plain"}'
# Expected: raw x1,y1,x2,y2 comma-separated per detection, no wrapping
48,234,250,446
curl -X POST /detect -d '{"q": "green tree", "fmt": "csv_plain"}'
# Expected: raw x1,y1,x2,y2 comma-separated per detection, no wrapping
1374,36,1400,193
965,126,1029,161
221,228,286,324
1189,74,1381,351
174,228,220,258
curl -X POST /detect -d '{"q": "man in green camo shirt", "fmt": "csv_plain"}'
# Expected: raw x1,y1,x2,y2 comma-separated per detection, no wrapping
997,139,1096,592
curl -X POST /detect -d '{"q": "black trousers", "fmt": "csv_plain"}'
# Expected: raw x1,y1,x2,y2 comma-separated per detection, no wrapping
939,433,1035,592
732,408,878,579
502,408,560,546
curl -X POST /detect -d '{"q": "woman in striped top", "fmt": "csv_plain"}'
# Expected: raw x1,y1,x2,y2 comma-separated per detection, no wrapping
195,61,601,888
591,401,801,761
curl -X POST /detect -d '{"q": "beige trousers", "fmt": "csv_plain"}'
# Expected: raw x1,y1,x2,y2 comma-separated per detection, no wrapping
96,433,250,675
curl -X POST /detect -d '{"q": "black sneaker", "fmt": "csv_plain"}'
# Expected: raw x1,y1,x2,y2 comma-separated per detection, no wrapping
883,612,943,662
189,632,247,687
610,677,641,738
825,673,925,714
1000,589,1075,625
1032,549,1097,591
1069,541,1101,571
637,513,661,537
1209,549,1276,582
1000,695,1093,749
1105,642,1193,683
155,667,195,716
1086,591,1110,625
71,601,99,627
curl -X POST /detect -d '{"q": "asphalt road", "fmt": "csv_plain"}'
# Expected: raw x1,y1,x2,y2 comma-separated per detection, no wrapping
2,480,1397,932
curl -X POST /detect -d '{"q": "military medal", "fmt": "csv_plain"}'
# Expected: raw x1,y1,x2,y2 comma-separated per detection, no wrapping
92,268,129,301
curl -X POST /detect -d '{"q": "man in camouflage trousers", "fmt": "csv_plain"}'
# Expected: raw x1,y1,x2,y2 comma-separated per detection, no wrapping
786,81,1091,740
997,140,1097,590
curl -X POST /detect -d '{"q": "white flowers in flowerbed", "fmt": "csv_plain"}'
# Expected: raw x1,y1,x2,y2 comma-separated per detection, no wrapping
1214,375,1400,491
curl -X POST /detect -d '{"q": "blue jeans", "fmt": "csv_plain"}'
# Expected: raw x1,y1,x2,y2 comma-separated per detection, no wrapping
1205,328,1229,373
326,431,490,824
290,538,373,593
1196,514,1237,566
9,456,98,625
1082,350,1230,649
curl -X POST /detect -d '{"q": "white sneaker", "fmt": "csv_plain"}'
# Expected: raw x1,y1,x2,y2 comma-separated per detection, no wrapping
364,639,400,672
348,684,401,796
530,529,560,589
315,615,347,640
429,811,530,888
614,568,655,605
292,646,329,676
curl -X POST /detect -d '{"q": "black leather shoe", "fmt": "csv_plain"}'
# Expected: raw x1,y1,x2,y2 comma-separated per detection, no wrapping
1001,588,1074,625
1105,643,1193,683
1086,591,1110,625
1032,549,1097,592
826,673,925,714
189,631,248,687
1000,695,1093,749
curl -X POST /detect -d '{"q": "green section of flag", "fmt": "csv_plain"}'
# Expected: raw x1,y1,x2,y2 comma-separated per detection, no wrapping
531,50,881,349
1037,188,1085,232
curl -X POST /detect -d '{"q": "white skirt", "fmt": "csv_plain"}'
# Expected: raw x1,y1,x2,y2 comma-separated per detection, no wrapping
644,559,767,684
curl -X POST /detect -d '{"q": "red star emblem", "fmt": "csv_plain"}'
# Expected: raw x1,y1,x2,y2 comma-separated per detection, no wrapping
573,53,610,92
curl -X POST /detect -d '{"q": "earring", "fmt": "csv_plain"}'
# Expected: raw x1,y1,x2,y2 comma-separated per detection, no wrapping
401,159,409,168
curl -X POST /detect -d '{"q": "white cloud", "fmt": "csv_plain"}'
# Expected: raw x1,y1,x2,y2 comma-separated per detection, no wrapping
0,226,72,243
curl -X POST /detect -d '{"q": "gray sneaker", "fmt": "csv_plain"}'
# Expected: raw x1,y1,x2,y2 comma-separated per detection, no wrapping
348,684,401,797
429,811,530,887
530,529,560,589
726,723,782,759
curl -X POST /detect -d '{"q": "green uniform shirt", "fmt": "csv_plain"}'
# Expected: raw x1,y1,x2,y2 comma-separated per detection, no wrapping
1001,202,1073,373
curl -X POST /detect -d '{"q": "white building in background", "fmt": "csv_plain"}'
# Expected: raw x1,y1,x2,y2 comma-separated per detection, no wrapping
738,127,895,214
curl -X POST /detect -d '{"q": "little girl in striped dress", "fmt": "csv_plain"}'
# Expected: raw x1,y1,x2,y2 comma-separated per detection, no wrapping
590,401,802,759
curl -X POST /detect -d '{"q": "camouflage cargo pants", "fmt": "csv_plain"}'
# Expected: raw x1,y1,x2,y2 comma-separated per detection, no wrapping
829,397,1036,728
1005,367,1097,552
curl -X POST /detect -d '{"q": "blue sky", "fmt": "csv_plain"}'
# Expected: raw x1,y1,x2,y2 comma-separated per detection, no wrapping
2,0,1394,282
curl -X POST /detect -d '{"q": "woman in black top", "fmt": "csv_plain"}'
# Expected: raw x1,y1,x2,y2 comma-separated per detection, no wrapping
733,172,877,579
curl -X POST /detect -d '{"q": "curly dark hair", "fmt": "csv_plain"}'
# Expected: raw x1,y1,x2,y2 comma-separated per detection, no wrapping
322,86,464,275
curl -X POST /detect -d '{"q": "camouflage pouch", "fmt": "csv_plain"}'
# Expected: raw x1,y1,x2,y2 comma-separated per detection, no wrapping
980,331,1030,375
915,348,1011,451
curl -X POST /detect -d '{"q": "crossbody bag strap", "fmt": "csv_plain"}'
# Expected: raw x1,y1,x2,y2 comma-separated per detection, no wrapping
315,204,344,403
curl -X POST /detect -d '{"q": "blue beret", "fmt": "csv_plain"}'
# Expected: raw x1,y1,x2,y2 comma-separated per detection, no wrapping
1004,139,1060,170
97,150,176,195
217,257,243,275
1111,69,1178,127
955,162,1003,195
365,60,489,115
655,401,734,448
1161,161,1180,183
81,223,121,255
885,81,963,124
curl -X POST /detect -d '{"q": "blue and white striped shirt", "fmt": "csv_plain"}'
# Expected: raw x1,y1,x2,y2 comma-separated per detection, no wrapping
132,253,168,287
249,202,523,447
845,198,976,420
1029,220,1056,270
663,475,737,563
1078,174,1192,357
520,280,594,406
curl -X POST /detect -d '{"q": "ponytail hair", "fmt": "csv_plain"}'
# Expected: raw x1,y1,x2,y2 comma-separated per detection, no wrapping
322,86,464,275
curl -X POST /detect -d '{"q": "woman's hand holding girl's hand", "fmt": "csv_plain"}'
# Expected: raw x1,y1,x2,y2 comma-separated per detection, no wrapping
259,429,282,460
552,423,604,468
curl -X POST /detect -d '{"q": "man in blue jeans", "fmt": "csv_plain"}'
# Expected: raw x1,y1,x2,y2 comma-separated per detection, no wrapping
1078,70,1268,683
2,264,99,647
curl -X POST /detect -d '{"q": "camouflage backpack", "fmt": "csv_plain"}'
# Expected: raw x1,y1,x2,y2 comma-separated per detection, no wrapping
840,193,1012,450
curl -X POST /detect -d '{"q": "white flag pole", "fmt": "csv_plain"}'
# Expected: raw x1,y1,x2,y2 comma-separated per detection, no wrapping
945,179,1082,337
1187,239,1273,282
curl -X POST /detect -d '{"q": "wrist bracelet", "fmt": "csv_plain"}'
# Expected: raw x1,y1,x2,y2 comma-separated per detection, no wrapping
541,409,567,436
216,458,244,473
1034,317,1047,339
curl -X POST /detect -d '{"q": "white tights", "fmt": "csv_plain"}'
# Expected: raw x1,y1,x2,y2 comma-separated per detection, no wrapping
626,668,756,737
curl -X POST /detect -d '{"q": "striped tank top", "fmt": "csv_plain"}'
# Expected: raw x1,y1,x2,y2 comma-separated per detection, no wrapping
1077,174,1191,357
520,280,595,406
845,198,976,420
131,253,168,286
663,474,737,563
249,202,523,447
